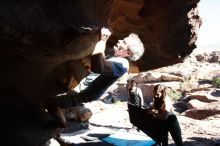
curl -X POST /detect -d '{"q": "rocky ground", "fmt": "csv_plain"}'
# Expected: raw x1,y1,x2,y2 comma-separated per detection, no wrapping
58,48,220,146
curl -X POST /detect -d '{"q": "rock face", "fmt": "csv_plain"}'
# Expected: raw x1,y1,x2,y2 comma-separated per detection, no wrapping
0,0,201,145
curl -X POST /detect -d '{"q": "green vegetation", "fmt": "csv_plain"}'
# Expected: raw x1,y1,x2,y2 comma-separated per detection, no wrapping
212,77,220,88
166,88,182,101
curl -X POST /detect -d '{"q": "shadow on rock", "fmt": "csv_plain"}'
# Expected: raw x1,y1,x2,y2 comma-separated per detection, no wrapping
211,89,220,97
183,137,217,146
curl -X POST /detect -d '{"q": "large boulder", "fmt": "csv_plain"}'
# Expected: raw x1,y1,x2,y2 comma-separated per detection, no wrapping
0,0,201,145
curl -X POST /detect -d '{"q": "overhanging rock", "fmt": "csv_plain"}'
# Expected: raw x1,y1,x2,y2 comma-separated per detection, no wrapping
0,0,201,145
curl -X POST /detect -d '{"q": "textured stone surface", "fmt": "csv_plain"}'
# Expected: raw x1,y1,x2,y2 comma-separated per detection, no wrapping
0,0,201,145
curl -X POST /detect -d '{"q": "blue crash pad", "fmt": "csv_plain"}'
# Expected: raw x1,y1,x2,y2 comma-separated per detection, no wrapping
101,131,156,146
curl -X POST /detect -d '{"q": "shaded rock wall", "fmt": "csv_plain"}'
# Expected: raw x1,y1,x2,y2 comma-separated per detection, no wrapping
0,0,201,145
108,0,201,71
